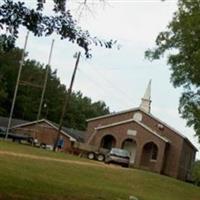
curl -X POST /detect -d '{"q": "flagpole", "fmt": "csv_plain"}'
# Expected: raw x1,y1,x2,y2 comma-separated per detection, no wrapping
5,31,30,139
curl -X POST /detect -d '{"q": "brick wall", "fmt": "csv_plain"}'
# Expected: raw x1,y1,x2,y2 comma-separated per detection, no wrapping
12,122,72,152
86,109,196,180
92,121,167,174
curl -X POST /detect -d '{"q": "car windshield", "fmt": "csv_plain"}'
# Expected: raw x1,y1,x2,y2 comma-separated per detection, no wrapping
110,148,130,157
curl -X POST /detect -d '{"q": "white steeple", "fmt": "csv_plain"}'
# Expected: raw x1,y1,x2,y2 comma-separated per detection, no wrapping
140,80,152,113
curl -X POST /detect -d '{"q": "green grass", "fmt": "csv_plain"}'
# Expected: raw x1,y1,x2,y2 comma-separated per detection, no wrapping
0,140,98,164
0,141,200,200
0,140,83,160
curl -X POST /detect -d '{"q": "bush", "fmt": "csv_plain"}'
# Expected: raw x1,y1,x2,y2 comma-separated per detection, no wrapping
192,160,200,186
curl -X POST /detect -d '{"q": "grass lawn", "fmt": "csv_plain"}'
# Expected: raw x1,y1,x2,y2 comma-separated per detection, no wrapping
0,140,86,161
0,141,200,200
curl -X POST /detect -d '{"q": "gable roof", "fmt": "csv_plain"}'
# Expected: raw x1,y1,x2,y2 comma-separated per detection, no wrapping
52,123,86,143
86,107,140,122
96,118,169,143
11,119,86,142
0,116,28,129
87,107,197,151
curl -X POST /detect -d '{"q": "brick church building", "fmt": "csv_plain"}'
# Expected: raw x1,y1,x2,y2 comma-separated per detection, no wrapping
86,81,197,181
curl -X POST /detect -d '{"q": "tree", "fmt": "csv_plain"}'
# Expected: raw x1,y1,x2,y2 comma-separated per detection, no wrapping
0,47,110,130
192,160,200,186
0,79,7,115
145,0,200,142
0,0,116,58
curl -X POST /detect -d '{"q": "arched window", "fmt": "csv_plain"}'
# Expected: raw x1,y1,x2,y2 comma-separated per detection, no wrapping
150,143,158,160
100,135,116,150
140,142,159,168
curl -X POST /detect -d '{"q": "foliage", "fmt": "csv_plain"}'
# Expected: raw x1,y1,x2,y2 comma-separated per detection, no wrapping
0,0,116,58
0,47,110,130
192,160,200,186
145,0,200,142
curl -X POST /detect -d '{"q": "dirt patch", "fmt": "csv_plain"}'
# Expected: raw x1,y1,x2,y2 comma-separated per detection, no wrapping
0,150,102,166
0,150,124,170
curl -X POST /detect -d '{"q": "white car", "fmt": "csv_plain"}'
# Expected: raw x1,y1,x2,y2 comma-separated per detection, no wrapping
105,148,130,167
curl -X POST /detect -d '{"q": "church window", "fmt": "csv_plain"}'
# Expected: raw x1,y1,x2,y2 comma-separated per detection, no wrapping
151,144,158,160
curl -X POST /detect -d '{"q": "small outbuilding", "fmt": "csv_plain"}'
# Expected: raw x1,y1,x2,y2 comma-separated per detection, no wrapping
0,117,85,152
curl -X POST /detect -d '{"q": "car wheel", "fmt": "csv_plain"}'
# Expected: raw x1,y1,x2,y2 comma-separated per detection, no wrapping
87,152,95,160
97,154,105,162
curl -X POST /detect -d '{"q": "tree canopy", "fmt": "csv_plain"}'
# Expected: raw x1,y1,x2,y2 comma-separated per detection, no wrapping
0,47,110,130
0,0,116,58
145,0,200,142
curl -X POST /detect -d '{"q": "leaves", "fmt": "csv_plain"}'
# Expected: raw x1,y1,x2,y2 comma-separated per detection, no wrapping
0,0,117,58
0,47,110,130
145,0,200,142
192,160,200,186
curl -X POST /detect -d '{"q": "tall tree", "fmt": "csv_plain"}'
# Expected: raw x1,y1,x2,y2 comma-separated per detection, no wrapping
145,0,200,142
0,47,110,130
0,0,116,58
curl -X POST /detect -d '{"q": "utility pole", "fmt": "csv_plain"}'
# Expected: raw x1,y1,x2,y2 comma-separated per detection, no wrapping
37,39,55,121
5,31,29,139
33,39,55,140
53,52,81,151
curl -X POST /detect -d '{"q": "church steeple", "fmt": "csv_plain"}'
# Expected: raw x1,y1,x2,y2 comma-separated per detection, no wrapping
140,80,152,113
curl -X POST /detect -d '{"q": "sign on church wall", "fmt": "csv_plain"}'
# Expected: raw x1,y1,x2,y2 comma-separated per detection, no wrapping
127,129,137,136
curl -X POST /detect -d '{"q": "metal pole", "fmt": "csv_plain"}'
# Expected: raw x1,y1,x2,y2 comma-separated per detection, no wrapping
37,39,55,121
5,31,29,139
53,52,81,151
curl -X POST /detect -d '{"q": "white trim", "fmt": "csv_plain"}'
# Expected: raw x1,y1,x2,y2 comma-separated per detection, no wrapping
96,118,169,143
86,107,140,122
136,120,169,143
141,110,198,151
87,106,184,138
12,119,45,129
87,107,197,150
11,119,76,141
146,112,186,138
95,118,133,130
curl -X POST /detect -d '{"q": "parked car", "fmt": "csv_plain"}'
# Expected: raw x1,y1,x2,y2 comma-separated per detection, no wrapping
105,148,130,167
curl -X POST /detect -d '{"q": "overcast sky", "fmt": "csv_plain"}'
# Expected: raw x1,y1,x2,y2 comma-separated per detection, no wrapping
15,0,200,158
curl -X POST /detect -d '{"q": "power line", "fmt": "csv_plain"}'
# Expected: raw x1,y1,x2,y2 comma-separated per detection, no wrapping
85,61,134,104
77,68,132,109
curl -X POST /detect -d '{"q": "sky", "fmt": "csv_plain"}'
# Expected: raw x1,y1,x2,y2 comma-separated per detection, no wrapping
13,0,200,159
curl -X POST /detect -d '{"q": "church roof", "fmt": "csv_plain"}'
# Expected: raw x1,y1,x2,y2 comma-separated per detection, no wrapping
86,107,140,122
87,107,197,151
